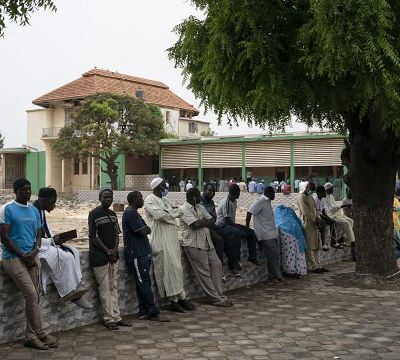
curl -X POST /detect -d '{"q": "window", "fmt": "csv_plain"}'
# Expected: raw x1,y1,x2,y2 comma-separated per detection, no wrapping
74,157,80,175
135,88,145,99
82,157,88,174
65,109,73,126
180,110,186,118
188,122,198,133
165,111,170,124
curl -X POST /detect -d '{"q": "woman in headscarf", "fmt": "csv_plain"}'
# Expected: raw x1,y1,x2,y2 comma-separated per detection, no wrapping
274,205,308,278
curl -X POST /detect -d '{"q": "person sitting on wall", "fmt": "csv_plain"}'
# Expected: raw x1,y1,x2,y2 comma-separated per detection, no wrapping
324,182,355,249
200,183,237,275
180,188,233,307
341,188,353,219
215,184,261,276
34,187,92,309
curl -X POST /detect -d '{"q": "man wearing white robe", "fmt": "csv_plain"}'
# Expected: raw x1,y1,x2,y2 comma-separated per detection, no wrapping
324,182,355,246
34,187,92,309
144,177,197,313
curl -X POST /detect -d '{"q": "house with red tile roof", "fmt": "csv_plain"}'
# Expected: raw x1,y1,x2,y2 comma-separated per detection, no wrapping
25,69,210,192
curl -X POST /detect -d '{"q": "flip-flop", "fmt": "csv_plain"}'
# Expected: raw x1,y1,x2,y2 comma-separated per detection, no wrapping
39,334,58,348
24,338,49,350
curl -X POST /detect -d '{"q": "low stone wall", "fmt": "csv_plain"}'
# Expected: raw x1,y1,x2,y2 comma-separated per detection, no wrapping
0,242,351,344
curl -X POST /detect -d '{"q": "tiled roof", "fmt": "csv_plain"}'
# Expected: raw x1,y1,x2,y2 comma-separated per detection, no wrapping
32,68,199,114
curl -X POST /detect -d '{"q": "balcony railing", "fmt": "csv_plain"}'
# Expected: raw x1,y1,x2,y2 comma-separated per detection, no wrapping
42,127,62,138
42,128,82,138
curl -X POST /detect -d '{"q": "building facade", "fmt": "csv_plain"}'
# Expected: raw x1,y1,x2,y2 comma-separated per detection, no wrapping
24,68,210,193
159,132,346,190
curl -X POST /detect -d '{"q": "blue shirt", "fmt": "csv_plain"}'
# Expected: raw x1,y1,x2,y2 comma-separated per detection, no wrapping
0,201,41,259
256,183,265,194
122,207,151,261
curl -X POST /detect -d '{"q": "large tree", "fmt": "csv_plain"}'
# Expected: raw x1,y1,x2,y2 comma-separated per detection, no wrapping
0,0,56,36
53,93,164,190
168,0,400,276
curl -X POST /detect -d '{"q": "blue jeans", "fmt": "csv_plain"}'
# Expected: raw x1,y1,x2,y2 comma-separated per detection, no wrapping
216,224,258,269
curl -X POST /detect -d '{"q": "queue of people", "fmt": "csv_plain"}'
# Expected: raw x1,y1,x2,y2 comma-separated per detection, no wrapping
0,176,356,350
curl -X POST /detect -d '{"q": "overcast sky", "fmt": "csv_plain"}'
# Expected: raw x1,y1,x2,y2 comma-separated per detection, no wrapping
0,0,310,147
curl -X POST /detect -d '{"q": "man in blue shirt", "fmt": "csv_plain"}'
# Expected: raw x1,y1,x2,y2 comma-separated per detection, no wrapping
256,179,265,194
122,191,169,322
0,178,57,350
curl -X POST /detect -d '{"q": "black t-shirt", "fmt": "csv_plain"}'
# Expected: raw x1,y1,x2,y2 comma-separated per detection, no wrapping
122,207,151,266
88,206,121,267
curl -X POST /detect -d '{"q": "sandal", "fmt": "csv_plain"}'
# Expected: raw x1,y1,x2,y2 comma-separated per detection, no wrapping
39,334,58,348
24,338,49,350
104,322,119,330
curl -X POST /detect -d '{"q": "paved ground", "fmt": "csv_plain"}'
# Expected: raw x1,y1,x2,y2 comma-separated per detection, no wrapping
1,262,400,360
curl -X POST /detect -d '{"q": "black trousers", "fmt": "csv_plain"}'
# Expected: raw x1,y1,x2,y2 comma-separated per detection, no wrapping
130,254,159,317
215,224,258,269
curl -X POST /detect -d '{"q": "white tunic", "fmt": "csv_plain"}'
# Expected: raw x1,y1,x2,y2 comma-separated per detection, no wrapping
38,213,82,297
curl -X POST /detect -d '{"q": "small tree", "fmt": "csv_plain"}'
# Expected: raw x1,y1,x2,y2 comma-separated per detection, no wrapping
0,0,56,37
169,0,400,277
200,128,216,136
54,93,164,190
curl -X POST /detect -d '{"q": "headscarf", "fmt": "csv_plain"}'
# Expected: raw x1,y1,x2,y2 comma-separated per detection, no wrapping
13,177,31,192
274,205,307,253
150,177,163,189
38,187,57,199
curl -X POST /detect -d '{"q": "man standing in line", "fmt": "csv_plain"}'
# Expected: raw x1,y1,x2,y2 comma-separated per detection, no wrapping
294,178,300,193
246,186,286,283
122,191,169,322
34,187,92,309
144,177,197,313
297,182,327,274
186,179,193,191
180,188,233,307
238,177,248,192
179,178,186,192
256,179,265,194
215,184,261,275
0,178,57,350
248,178,257,194
88,188,132,330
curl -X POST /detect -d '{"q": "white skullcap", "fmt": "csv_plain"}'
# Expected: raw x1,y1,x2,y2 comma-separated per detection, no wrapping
188,180,192,183
150,177,163,189
324,182,333,190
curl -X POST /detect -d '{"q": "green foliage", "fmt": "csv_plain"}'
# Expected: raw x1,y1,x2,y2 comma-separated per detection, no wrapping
168,0,400,134
0,0,56,37
53,93,164,187
200,128,215,136
0,132,4,148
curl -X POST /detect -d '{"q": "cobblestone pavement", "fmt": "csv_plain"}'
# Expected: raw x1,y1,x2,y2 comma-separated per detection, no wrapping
1,262,400,360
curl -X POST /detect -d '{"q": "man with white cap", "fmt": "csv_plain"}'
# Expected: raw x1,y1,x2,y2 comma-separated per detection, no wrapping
144,177,197,313
324,182,355,246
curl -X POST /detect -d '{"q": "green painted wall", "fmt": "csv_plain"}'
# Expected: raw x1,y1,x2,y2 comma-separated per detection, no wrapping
100,154,126,190
26,151,46,194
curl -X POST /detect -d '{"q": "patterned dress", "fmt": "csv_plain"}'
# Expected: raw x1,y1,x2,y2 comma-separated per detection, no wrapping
280,230,307,276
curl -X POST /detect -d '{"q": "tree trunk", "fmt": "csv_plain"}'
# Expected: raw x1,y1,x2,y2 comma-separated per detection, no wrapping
343,109,398,276
103,160,118,190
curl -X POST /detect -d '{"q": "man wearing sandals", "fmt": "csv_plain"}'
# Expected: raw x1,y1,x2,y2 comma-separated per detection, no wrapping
0,178,57,350
88,188,132,330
